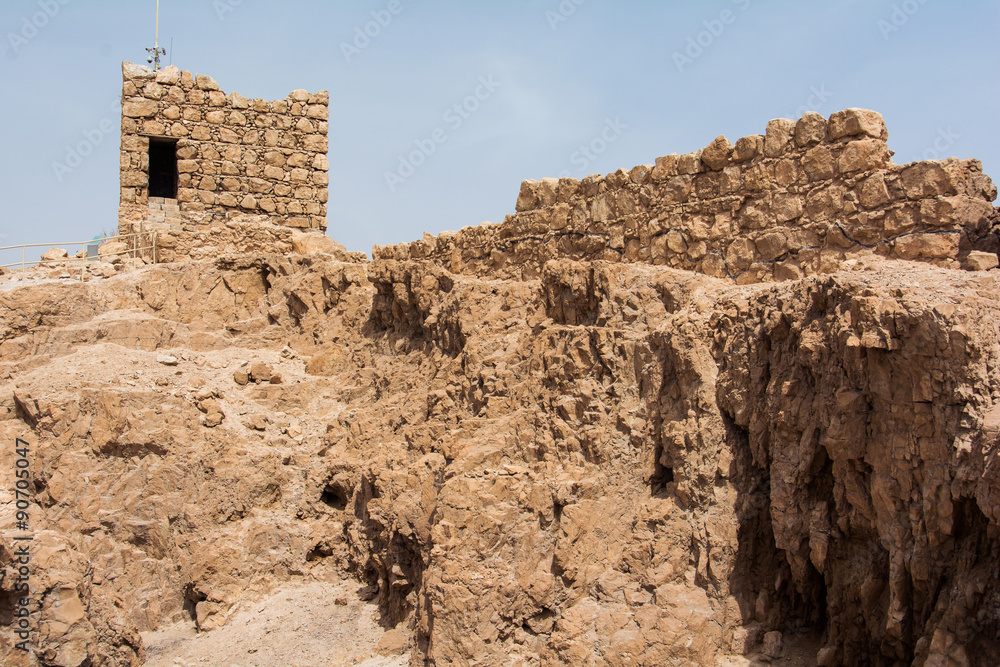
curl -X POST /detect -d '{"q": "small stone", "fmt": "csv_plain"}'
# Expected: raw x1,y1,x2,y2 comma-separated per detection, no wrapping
816,646,838,666
249,362,273,383
157,355,179,366
41,247,69,262
375,629,408,656
246,415,268,431
967,251,999,271
762,631,783,659
233,369,249,386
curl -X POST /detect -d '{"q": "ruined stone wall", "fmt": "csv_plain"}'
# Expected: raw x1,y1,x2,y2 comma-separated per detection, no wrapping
374,109,1000,282
118,61,329,240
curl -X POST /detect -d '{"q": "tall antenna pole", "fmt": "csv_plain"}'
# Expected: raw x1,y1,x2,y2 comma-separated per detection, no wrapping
145,0,166,71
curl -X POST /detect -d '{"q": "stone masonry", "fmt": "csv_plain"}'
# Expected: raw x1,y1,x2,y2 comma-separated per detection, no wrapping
375,109,1000,283
118,62,330,261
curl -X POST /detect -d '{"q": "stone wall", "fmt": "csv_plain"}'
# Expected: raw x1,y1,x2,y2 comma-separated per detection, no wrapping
374,109,1000,282
118,61,330,245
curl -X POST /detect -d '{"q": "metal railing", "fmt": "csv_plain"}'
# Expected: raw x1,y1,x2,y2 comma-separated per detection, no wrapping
0,230,158,277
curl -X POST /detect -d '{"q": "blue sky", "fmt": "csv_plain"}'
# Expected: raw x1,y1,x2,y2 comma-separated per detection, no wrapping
1,0,997,261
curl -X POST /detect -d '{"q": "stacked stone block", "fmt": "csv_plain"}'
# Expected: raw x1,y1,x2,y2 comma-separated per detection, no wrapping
118,61,329,239
374,109,999,283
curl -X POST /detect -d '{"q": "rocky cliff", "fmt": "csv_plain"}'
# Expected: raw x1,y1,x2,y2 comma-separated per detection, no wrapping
2,110,1000,666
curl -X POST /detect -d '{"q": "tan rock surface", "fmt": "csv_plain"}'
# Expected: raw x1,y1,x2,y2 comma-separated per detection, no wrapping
3,110,1000,666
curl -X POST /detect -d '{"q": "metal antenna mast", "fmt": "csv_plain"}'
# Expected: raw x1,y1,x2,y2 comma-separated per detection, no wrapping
145,0,166,71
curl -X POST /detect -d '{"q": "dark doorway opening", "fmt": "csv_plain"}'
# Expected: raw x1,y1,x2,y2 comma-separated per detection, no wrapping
148,138,178,199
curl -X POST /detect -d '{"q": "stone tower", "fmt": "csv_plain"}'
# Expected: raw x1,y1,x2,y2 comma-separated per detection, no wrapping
117,62,330,261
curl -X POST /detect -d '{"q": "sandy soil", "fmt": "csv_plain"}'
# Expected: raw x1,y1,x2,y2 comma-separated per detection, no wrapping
141,580,410,667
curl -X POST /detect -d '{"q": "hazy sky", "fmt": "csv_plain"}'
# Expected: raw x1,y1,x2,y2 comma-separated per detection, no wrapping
1,0,998,262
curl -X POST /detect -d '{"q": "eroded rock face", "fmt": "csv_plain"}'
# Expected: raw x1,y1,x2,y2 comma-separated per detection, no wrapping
2,252,999,666
3,110,1000,666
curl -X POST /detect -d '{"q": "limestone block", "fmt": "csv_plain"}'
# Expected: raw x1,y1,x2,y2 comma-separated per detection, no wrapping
859,172,891,209
142,82,164,100
901,162,960,199
828,108,887,141
755,230,788,260
143,120,166,135
123,100,158,118
726,237,756,271
517,181,540,212
764,118,796,157
794,111,827,147
677,151,705,175
837,139,890,174
122,171,147,187
123,62,154,80
206,111,226,124
303,135,327,151
208,91,227,107
967,251,999,271
196,74,219,90
313,154,329,171
264,166,285,180
733,135,763,164
155,65,180,84
307,104,330,120
652,154,679,180
893,232,959,259
701,135,733,171
773,194,804,223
